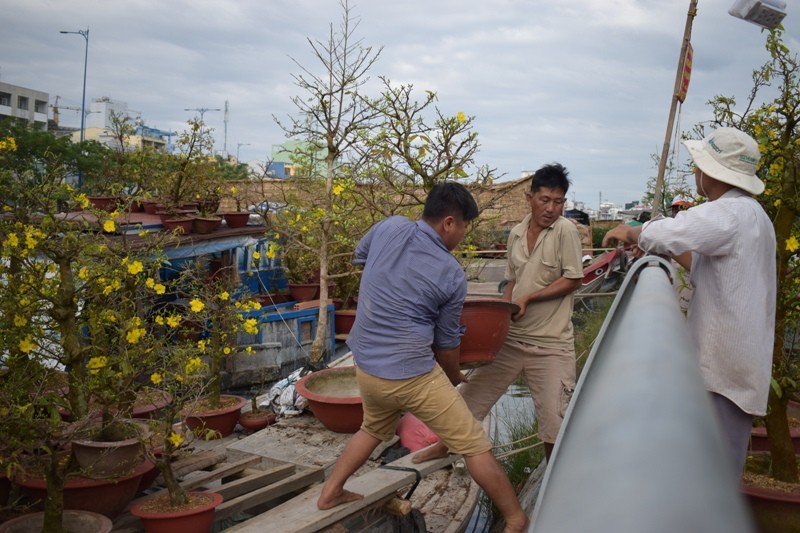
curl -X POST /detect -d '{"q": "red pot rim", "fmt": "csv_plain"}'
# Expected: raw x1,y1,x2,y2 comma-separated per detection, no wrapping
750,426,800,438
130,491,223,519
740,481,800,502
295,367,362,405
16,458,152,489
462,298,520,314
183,394,247,417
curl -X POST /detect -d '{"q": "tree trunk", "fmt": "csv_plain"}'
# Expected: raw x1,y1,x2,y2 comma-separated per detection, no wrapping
41,451,67,533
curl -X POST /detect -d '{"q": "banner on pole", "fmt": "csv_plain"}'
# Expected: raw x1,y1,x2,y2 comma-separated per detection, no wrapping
677,43,693,103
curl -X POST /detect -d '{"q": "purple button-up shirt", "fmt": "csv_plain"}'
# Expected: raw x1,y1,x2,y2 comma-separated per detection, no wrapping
347,216,467,380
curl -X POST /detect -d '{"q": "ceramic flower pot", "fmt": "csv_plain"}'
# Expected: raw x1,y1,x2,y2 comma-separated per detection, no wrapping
130,491,223,533
191,216,222,235
239,410,277,432
87,196,121,212
16,460,152,518
71,420,146,478
183,395,247,439
221,211,250,228
334,309,357,336
162,217,193,234
457,298,520,368
132,389,173,420
295,366,363,433
741,481,800,532
0,510,113,533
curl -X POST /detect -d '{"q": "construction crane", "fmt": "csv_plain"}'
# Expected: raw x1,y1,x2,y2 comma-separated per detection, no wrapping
50,95,82,128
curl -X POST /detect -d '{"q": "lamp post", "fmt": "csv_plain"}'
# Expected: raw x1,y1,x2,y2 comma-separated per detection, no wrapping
236,143,250,161
59,27,89,145
651,0,788,217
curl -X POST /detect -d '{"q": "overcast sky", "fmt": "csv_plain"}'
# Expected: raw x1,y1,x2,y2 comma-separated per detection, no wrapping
2,0,798,207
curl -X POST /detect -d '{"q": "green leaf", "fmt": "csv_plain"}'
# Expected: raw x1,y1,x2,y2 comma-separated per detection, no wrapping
771,376,783,398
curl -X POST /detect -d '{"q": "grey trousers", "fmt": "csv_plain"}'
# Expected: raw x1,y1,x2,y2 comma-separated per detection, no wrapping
710,392,753,475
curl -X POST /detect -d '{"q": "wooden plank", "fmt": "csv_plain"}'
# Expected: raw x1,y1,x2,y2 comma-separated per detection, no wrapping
156,449,226,482
214,463,295,501
225,449,459,533
215,467,325,521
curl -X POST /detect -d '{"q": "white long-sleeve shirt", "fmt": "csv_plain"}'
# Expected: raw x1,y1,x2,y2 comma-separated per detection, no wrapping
638,188,776,416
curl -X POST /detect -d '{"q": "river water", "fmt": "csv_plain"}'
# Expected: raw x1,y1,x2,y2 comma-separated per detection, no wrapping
465,380,534,532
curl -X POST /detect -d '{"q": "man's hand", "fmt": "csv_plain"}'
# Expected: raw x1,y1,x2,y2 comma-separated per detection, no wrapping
602,224,642,247
512,299,527,321
435,346,467,386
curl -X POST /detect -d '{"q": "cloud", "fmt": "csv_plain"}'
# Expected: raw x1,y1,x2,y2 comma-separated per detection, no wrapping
1,0,797,206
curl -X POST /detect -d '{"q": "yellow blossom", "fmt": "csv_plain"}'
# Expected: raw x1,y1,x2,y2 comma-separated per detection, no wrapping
78,267,89,280
167,432,184,448
252,251,260,260
166,315,181,328
76,194,90,209
774,199,782,207
230,186,237,194
185,356,203,374
18,337,36,353
127,261,144,275
244,318,259,335
13,315,27,327
197,339,207,352
457,111,466,123
155,316,165,325
266,243,276,260
218,291,230,301
223,347,231,355
332,184,344,196
150,372,163,385
103,220,116,233
126,327,146,344
146,278,155,289
189,298,205,313
4,233,19,248
786,236,800,253
154,283,166,295
87,356,108,374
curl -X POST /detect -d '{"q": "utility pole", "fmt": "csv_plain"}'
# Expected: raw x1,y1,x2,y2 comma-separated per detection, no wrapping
653,0,697,218
223,100,229,156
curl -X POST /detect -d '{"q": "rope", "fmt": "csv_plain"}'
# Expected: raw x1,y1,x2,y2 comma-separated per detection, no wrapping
491,432,540,451
494,441,544,460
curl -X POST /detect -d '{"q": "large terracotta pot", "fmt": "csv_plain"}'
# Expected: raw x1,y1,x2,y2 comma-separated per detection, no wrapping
0,510,113,533
87,196,121,212
741,482,800,532
16,460,152,518
184,395,247,438
456,298,519,368
239,410,277,432
221,211,250,228
132,389,173,420
130,491,223,533
162,217,193,234
334,309,357,336
71,434,144,478
191,216,222,235
288,283,320,302
295,366,363,433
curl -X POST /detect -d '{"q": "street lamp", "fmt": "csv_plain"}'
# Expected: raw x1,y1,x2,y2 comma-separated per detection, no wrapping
651,1,787,216
236,143,251,161
59,27,89,145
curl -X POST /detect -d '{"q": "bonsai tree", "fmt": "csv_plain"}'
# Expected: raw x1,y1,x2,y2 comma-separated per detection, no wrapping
699,28,799,483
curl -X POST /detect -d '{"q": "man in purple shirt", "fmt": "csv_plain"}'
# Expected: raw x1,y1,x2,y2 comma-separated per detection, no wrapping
317,182,528,532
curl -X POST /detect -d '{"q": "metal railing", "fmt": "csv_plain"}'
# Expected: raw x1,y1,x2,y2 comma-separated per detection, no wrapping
530,255,755,533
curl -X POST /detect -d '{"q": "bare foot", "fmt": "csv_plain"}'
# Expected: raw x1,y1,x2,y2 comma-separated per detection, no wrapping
317,488,364,510
412,442,449,464
503,514,530,533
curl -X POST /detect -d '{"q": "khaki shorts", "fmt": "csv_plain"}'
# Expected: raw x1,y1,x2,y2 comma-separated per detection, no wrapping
459,338,576,443
357,365,492,457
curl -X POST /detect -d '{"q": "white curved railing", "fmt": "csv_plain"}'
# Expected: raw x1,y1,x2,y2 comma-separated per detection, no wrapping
530,256,755,533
